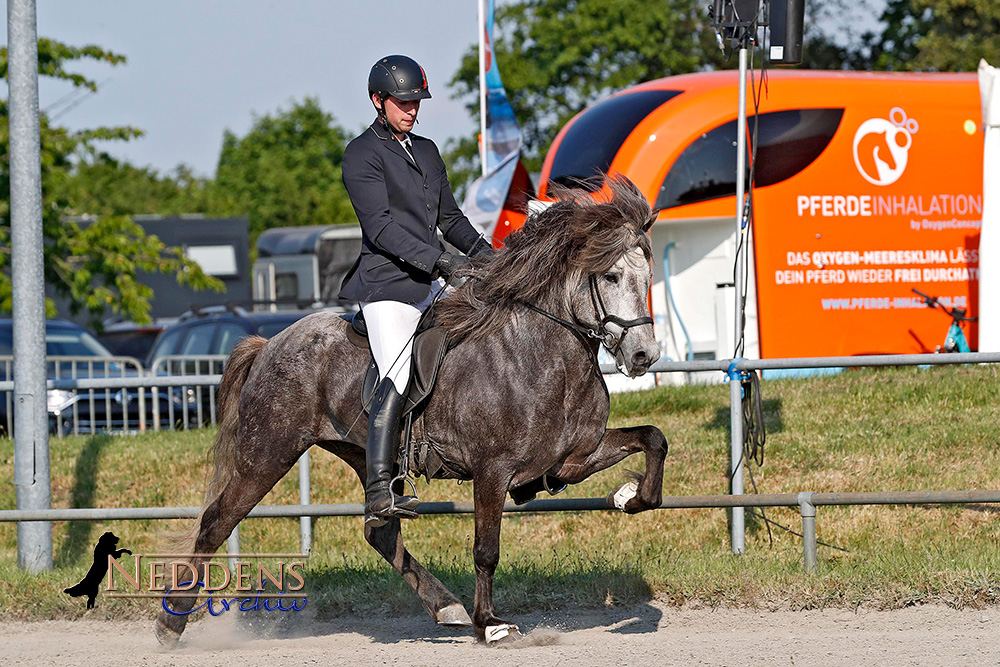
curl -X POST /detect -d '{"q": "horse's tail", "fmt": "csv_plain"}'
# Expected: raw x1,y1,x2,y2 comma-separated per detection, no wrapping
205,334,267,505
170,335,267,555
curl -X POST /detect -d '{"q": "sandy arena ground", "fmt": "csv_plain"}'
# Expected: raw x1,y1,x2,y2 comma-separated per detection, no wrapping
2,602,997,666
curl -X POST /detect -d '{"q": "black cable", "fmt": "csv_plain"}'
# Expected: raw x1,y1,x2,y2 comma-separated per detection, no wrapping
742,371,765,466
746,506,851,553
732,19,763,359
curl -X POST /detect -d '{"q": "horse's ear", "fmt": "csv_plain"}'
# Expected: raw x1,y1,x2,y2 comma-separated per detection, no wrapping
643,209,659,233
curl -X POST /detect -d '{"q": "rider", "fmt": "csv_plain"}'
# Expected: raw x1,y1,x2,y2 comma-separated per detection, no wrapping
339,54,493,527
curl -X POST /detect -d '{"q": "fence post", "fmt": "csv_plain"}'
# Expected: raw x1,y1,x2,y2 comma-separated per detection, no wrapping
729,365,745,554
227,525,240,572
298,450,312,556
798,491,817,573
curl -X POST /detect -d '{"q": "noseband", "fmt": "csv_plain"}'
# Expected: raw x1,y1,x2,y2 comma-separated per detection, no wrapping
522,274,654,361
586,274,654,357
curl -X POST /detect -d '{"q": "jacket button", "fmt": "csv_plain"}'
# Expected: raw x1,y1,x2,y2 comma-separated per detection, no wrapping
426,204,431,210
424,183,428,189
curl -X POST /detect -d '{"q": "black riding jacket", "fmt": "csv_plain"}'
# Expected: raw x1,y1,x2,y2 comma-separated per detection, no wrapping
339,122,481,304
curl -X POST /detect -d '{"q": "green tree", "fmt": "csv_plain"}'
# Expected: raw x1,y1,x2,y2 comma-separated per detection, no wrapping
0,39,221,329
55,158,222,218
213,98,356,242
445,0,730,186
864,0,999,71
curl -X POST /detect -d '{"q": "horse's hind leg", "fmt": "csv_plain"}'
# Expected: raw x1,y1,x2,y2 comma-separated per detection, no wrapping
322,441,472,628
365,519,471,626
553,425,668,513
154,453,303,646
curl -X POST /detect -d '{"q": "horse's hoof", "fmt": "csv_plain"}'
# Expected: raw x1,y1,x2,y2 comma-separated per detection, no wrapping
607,480,638,511
153,617,181,649
485,623,521,645
435,602,472,627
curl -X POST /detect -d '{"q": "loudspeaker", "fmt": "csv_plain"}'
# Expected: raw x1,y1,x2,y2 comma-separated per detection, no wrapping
732,0,760,22
713,0,761,30
768,0,805,64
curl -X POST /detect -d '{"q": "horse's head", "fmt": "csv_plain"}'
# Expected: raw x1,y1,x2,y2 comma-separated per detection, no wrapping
562,176,660,377
572,244,659,377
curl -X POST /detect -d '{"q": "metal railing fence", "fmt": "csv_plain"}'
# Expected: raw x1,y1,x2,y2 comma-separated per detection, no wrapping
0,354,228,436
5,350,1000,568
3,489,999,574
149,355,226,432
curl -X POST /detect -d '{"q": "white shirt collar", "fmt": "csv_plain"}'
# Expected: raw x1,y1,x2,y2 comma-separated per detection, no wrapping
396,133,415,162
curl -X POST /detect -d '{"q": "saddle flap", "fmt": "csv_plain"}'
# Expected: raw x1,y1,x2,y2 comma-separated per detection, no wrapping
360,324,450,418
360,357,379,410
410,326,450,406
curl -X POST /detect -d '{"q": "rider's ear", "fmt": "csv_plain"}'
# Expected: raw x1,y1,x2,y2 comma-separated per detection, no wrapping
642,210,659,233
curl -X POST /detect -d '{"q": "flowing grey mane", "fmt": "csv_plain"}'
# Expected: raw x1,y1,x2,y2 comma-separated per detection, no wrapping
435,173,655,342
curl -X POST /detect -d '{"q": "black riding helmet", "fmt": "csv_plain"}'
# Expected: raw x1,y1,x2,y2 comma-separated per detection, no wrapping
368,55,431,102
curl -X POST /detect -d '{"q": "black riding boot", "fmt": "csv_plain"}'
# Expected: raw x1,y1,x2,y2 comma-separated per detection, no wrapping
365,378,419,527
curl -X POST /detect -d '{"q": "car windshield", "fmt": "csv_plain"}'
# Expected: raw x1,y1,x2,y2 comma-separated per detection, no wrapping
256,318,304,339
0,326,113,357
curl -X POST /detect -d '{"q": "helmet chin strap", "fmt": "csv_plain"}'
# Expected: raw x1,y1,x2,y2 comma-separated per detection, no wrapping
374,95,391,133
375,95,417,134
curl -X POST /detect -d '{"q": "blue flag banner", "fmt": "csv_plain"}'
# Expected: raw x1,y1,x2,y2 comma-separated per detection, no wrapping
464,0,525,239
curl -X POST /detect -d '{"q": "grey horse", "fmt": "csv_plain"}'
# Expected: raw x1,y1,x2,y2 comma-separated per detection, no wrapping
154,174,669,646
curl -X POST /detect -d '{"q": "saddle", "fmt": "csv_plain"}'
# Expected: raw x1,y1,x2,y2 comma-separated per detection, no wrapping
340,308,561,493
342,309,468,482
342,309,450,417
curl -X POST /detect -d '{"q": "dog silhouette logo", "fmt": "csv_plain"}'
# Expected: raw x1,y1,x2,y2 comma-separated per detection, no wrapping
63,531,131,609
852,107,918,186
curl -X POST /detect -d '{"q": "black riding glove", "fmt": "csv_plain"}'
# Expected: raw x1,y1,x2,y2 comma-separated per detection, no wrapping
434,252,469,279
468,237,496,259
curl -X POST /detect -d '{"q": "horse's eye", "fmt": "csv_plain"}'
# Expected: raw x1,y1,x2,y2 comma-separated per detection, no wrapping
605,273,620,284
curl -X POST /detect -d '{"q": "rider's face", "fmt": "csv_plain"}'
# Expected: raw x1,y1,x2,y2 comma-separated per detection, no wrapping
374,94,420,138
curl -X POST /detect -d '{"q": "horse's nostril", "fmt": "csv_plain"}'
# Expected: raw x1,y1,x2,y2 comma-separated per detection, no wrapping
632,350,648,367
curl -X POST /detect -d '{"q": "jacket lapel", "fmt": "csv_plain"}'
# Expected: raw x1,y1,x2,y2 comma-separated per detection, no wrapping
369,122,421,174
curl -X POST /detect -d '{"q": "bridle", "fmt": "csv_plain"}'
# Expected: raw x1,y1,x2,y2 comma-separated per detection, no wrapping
586,274,653,357
522,273,653,362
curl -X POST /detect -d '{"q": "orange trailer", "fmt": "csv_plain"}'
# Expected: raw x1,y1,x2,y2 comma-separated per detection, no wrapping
537,70,983,360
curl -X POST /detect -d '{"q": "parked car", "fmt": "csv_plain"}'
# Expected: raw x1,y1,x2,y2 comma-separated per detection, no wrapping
145,305,324,368
0,319,184,436
97,318,174,361
145,305,332,424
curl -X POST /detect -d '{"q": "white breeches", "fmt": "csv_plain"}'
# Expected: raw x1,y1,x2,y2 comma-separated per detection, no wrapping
361,283,442,395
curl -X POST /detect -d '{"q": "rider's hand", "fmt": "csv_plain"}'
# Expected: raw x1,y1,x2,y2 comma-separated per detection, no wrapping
469,237,496,259
434,252,470,279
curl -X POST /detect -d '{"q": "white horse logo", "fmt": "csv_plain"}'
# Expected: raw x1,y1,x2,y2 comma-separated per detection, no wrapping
852,107,918,186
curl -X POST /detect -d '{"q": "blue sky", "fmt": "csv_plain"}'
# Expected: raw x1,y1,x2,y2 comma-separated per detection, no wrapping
12,1,482,176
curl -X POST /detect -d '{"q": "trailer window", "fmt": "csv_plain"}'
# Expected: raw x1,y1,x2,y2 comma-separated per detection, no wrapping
275,273,299,302
656,108,843,209
549,90,681,190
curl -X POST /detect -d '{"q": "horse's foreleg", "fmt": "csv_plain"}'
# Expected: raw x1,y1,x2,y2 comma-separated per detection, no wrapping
471,472,520,644
553,425,668,513
322,441,472,628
